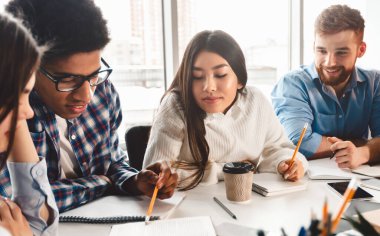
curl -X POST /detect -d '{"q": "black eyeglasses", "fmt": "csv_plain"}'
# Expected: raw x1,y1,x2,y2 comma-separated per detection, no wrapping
39,58,113,92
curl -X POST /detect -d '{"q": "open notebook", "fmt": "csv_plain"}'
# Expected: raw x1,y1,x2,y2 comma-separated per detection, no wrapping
109,216,216,236
252,173,307,197
352,165,380,178
308,158,373,180
60,191,186,223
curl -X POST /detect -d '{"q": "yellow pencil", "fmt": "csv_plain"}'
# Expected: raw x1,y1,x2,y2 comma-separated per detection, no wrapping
321,197,329,236
331,178,358,232
145,185,159,225
289,123,308,167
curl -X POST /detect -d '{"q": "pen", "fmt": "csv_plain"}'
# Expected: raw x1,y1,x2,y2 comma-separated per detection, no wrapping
145,175,161,225
213,197,237,220
331,177,358,232
326,213,332,236
281,227,288,236
289,123,308,167
309,209,319,235
298,226,307,236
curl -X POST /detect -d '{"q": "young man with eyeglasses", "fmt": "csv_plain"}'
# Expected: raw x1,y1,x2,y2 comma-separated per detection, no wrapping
1,0,178,213
272,5,380,168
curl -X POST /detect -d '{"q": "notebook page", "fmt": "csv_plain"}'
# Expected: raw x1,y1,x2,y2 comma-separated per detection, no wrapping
253,173,307,193
352,165,380,177
308,158,370,180
109,216,216,236
361,208,380,229
361,178,380,191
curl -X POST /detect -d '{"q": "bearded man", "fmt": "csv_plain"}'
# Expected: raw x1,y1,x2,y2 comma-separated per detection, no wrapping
271,4,380,168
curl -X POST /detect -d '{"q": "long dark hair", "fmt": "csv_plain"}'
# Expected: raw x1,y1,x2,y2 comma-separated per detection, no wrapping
166,30,247,190
0,13,42,168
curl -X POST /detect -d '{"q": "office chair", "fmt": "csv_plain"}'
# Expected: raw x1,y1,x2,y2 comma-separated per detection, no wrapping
125,125,151,171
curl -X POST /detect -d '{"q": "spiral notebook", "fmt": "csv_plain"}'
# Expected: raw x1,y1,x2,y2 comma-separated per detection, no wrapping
59,215,160,224
60,191,185,224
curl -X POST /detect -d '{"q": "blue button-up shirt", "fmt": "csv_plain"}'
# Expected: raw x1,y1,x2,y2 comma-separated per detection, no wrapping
271,63,380,157
8,158,58,236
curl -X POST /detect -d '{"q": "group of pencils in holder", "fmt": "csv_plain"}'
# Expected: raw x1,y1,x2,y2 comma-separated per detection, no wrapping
294,177,359,236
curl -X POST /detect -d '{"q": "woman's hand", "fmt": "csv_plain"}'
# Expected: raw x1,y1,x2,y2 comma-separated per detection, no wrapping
277,159,305,181
0,198,32,236
8,120,39,163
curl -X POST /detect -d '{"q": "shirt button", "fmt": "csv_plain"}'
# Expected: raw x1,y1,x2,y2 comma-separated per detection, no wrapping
36,169,44,176
71,134,76,140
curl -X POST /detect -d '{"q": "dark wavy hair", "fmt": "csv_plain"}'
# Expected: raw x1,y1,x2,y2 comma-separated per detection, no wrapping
6,0,110,62
167,30,247,190
0,13,43,168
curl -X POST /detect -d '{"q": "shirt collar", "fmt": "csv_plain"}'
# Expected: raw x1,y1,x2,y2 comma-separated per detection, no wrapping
204,88,245,121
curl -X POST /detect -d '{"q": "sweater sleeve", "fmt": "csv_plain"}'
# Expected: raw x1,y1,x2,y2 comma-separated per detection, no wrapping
256,91,309,174
143,93,185,165
143,93,197,184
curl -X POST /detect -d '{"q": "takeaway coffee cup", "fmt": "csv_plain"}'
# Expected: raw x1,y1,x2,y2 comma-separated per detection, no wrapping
223,162,254,202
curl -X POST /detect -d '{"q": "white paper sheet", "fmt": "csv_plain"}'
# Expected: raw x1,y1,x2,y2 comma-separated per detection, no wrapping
109,216,216,236
61,191,186,219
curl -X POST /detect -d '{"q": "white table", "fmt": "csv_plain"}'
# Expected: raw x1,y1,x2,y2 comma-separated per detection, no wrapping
58,180,378,236
59,180,380,236
170,180,343,235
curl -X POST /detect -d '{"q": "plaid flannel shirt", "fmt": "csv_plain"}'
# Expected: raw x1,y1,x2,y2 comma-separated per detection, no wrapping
0,79,138,212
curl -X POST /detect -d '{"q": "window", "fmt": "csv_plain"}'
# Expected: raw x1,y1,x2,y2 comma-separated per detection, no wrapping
177,0,290,98
1,0,379,138
94,0,165,138
0,0,8,9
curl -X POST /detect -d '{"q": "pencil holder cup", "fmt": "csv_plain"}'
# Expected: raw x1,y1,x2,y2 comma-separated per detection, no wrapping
223,162,254,203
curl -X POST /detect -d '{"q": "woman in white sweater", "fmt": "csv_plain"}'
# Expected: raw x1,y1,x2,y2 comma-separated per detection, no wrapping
143,30,308,190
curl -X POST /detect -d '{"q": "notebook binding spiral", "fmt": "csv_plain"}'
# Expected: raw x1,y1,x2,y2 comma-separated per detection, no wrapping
59,215,160,224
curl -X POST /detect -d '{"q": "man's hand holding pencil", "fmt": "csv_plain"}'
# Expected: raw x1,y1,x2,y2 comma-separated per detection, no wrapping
123,160,179,199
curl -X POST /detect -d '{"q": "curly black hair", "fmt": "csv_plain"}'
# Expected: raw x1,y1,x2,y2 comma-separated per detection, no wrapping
6,0,110,61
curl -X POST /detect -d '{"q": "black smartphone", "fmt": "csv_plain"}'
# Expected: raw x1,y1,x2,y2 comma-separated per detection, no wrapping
327,181,373,199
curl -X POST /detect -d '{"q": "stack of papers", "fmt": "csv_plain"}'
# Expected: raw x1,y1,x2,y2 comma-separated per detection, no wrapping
361,179,380,191
109,216,216,236
307,158,372,180
252,173,307,197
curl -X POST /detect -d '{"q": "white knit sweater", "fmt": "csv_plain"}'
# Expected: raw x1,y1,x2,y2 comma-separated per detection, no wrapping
143,86,308,185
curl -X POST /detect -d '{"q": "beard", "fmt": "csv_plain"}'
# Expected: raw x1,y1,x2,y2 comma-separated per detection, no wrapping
316,64,353,87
